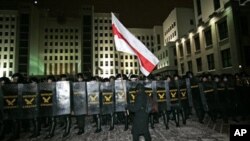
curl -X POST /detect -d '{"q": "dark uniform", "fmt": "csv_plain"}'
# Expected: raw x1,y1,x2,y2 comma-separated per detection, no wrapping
75,73,86,135
45,74,71,138
189,75,205,123
201,76,218,122
214,75,228,122
128,83,151,141
0,77,11,140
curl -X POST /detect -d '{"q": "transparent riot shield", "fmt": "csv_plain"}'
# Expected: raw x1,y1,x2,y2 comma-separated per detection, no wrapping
53,81,71,116
72,82,87,116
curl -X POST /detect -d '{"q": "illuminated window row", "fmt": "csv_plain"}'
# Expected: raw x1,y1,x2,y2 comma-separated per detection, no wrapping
0,47,14,52
44,41,79,47
164,22,176,36
0,31,15,36
44,35,79,40
94,40,113,44
44,28,79,33
0,54,14,60
44,55,79,61
0,39,15,44
94,19,112,24
0,16,16,22
94,26,112,30
44,49,79,53
94,46,114,51
0,61,13,67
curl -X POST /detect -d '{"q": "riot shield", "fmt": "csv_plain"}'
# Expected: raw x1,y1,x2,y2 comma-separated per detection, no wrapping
185,78,193,107
144,81,158,113
2,84,20,119
127,81,138,106
114,80,127,112
87,81,100,115
72,82,87,116
199,83,209,112
53,81,71,116
179,80,188,101
100,82,114,115
38,82,55,117
167,80,179,105
155,80,168,112
19,83,39,119
0,86,3,120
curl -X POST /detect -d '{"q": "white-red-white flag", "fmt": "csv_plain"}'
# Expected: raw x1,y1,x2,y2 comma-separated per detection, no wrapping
111,13,159,76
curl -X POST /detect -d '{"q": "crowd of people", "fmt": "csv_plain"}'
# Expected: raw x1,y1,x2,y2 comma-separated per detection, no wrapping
0,71,250,141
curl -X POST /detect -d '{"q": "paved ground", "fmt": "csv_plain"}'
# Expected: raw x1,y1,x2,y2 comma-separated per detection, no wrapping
1,113,240,141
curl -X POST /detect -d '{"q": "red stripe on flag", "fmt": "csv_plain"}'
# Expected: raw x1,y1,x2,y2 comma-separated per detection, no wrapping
112,24,156,73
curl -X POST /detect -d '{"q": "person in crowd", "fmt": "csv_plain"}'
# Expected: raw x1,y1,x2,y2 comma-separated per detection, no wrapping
75,73,86,135
127,83,151,141
186,71,205,124
0,77,11,140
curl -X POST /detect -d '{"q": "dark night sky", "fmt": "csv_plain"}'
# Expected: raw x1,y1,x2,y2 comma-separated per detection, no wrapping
2,0,194,28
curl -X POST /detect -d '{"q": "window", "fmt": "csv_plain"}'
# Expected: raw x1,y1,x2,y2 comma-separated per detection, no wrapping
204,27,212,46
196,57,202,72
186,40,191,55
241,16,249,36
190,19,194,25
213,0,220,10
196,0,202,15
207,54,215,70
194,35,200,51
179,44,184,57
187,61,192,71
218,20,228,40
221,48,232,68
157,34,161,44
181,63,184,74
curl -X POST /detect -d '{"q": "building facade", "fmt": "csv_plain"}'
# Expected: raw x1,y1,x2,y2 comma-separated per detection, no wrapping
153,8,195,76
0,10,18,77
175,0,249,76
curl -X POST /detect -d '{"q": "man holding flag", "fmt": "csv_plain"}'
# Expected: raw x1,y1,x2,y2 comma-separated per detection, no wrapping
112,13,158,141
111,13,159,76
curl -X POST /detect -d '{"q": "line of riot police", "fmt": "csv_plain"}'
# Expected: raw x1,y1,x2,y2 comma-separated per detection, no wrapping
0,72,249,140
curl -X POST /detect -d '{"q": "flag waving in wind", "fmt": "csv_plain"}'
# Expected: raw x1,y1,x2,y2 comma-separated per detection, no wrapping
111,13,159,76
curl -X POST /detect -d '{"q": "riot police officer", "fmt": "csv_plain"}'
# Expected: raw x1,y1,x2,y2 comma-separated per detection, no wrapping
75,73,87,135
0,77,11,140
186,71,205,124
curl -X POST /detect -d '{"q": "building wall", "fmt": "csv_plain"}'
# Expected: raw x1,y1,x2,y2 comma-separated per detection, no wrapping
40,17,82,76
0,10,18,77
163,8,195,46
176,1,239,76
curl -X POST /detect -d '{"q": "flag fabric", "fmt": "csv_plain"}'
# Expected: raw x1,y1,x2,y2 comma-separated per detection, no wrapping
111,13,159,76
